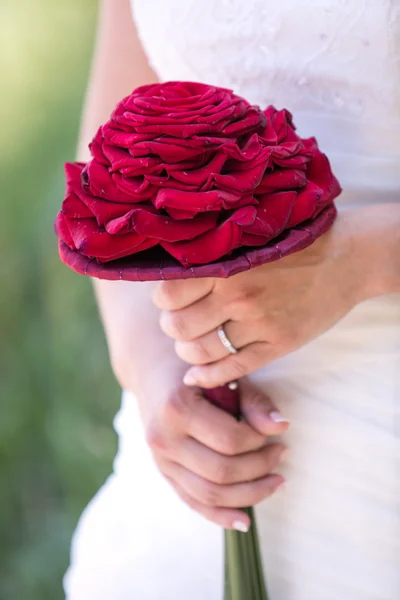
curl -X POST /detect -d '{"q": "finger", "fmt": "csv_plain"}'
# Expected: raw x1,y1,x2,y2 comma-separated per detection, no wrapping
183,342,275,388
239,378,290,436
174,319,263,366
175,437,287,485
152,385,267,455
159,293,228,341
165,461,285,508
169,479,252,531
152,278,214,311
183,392,268,455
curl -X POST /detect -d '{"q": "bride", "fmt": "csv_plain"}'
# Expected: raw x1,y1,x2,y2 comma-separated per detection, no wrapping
64,1,400,599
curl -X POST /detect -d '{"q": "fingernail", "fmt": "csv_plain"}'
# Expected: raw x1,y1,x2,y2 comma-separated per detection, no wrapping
233,520,249,533
269,410,289,424
183,371,197,386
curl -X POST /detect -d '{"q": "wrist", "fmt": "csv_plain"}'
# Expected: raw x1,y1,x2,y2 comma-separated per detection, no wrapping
112,331,185,396
93,279,186,398
350,203,400,299
133,356,188,426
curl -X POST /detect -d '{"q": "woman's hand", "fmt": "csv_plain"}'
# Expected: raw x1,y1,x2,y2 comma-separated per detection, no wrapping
153,206,399,388
94,280,288,530
130,368,289,531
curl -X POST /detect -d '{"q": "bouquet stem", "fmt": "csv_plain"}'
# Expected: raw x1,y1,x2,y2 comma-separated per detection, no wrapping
224,507,269,600
203,385,269,600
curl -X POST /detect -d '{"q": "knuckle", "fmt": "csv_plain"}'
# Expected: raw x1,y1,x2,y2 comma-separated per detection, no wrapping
243,480,265,505
174,340,187,362
263,484,277,501
220,427,243,456
200,481,221,507
183,494,198,511
255,479,280,503
247,392,267,411
262,444,281,470
192,339,213,364
229,292,252,317
167,312,189,340
229,288,260,318
155,281,178,310
145,422,166,453
173,485,198,511
228,356,247,379
245,343,272,368
162,388,191,422
213,458,235,484
251,342,269,360
176,339,212,365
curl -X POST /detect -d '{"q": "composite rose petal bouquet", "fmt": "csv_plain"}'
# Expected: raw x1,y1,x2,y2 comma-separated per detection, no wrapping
55,81,340,599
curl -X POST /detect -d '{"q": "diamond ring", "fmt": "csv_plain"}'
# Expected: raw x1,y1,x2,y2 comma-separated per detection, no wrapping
217,324,238,355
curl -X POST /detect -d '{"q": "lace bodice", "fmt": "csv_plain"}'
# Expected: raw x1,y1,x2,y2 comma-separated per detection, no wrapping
131,0,400,205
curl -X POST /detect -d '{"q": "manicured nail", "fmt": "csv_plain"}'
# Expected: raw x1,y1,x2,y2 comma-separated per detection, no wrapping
183,371,197,386
269,410,289,424
233,520,249,533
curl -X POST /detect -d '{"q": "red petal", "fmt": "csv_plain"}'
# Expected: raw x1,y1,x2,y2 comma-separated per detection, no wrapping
132,210,218,242
89,126,110,165
67,218,157,261
106,208,218,241
306,151,342,215
86,160,142,203
211,158,268,193
54,212,75,249
286,182,321,228
62,193,93,219
161,220,241,266
169,152,228,187
154,188,253,214
111,170,155,201
257,169,307,193
64,162,141,225
243,191,297,239
160,207,255,266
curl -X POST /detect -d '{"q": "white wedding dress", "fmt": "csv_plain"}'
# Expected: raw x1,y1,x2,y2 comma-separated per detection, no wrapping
64,1,400,599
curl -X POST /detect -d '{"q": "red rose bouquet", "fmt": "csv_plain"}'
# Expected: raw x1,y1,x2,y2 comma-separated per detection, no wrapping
55,81,340,600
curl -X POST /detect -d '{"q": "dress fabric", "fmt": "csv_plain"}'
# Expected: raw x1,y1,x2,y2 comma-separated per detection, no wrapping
64,1,400,598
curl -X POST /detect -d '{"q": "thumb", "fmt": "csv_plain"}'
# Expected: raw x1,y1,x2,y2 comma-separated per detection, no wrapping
240,379,290,436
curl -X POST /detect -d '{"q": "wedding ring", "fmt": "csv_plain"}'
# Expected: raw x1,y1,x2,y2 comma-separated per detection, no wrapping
217,324,238,354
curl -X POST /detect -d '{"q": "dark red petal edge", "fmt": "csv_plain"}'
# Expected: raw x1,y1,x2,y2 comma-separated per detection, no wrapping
59,204,337,281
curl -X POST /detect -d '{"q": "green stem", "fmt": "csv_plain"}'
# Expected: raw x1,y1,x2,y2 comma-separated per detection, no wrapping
224,507,269,600
249,508,268,600
224,531,233,600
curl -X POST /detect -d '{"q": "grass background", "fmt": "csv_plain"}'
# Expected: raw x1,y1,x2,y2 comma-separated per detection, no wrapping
0,2,120,598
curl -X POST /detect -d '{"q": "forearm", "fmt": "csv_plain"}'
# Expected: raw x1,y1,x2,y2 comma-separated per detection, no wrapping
78,1,183,393
76,0,157,163
354,203,400,299
94,280,185,397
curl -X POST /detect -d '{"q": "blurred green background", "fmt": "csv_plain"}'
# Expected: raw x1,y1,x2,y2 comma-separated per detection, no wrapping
0,2,120,598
